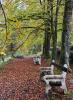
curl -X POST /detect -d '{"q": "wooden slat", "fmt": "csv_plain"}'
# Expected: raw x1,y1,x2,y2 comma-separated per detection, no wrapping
43,75,63,79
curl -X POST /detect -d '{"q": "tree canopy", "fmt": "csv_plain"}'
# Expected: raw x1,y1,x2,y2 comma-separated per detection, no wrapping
0,0,73,57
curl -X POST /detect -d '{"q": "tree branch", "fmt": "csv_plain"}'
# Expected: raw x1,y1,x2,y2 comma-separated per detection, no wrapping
0,1,8,40
14,24,44,51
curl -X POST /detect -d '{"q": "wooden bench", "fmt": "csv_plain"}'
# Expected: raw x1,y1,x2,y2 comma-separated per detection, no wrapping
40,62,68,94
40,60,55,78
33,56,41,65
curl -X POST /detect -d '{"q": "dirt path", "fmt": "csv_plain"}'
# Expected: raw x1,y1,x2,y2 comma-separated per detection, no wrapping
0,58,46,100
0,57,72,100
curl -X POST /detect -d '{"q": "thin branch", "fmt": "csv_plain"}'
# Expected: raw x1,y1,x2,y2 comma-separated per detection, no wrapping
14,24,44,51
0,1,8,40
39,0,42,5
14,26,44,31
0,23,6,28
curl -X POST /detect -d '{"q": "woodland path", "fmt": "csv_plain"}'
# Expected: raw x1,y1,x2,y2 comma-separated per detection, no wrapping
0,57,72,100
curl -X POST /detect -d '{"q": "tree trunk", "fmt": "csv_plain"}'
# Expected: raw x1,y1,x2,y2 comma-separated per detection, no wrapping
60,0,73,66
52,0,62,61
43,21,51,59
43,0,51,59
50,0,57,61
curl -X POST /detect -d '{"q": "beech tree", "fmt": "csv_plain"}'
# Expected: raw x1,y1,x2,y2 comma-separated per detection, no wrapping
0,0,73,58
42,0,51,59
60,0,73,66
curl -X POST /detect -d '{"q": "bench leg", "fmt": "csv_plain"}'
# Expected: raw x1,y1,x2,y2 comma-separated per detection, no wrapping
45,84,51,95
60,79,67,94
39,61,41,65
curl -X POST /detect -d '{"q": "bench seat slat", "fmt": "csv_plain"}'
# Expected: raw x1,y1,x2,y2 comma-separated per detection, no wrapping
44,75,63,79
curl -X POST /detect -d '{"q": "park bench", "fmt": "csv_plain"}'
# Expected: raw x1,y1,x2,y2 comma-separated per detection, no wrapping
33,56,41,65
40,61,68,94
40,60,55,78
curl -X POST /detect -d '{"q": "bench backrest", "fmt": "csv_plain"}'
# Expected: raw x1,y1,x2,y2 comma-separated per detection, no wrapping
33,56,41,65
61,64,68,78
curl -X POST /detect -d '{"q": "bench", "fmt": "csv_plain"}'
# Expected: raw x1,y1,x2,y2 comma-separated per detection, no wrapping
40,61,68,94
33,56,41,65
40,60,55,78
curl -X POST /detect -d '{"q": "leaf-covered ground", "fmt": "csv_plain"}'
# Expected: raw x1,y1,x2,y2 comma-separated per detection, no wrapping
0,57,73,100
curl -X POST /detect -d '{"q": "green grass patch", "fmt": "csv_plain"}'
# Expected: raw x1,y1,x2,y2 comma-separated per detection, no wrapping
0,61,8,70
54,67,62,74
0,58,13,70
66,92,73,99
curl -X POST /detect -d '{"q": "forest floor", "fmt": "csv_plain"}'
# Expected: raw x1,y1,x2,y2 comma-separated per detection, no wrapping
0,57,73,100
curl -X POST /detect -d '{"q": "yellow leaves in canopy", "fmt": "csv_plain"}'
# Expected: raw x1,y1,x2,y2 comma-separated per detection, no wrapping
0,48,6,56
15,20,21,29
6,32,10,35
0,52,6,56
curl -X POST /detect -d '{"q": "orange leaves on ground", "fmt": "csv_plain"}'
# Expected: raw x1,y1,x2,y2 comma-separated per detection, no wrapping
0,57,72,99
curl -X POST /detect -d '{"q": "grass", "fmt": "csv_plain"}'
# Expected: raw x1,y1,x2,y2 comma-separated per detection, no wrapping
66,92,73,99
0,57,13,70
0,61,8,70
54,67,62,74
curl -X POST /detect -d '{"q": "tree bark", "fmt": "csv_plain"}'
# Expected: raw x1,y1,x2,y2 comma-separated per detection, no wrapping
50,0,56,61
0,1,8,41
60,0,73,66
52,0,62,61
43,0,51,59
